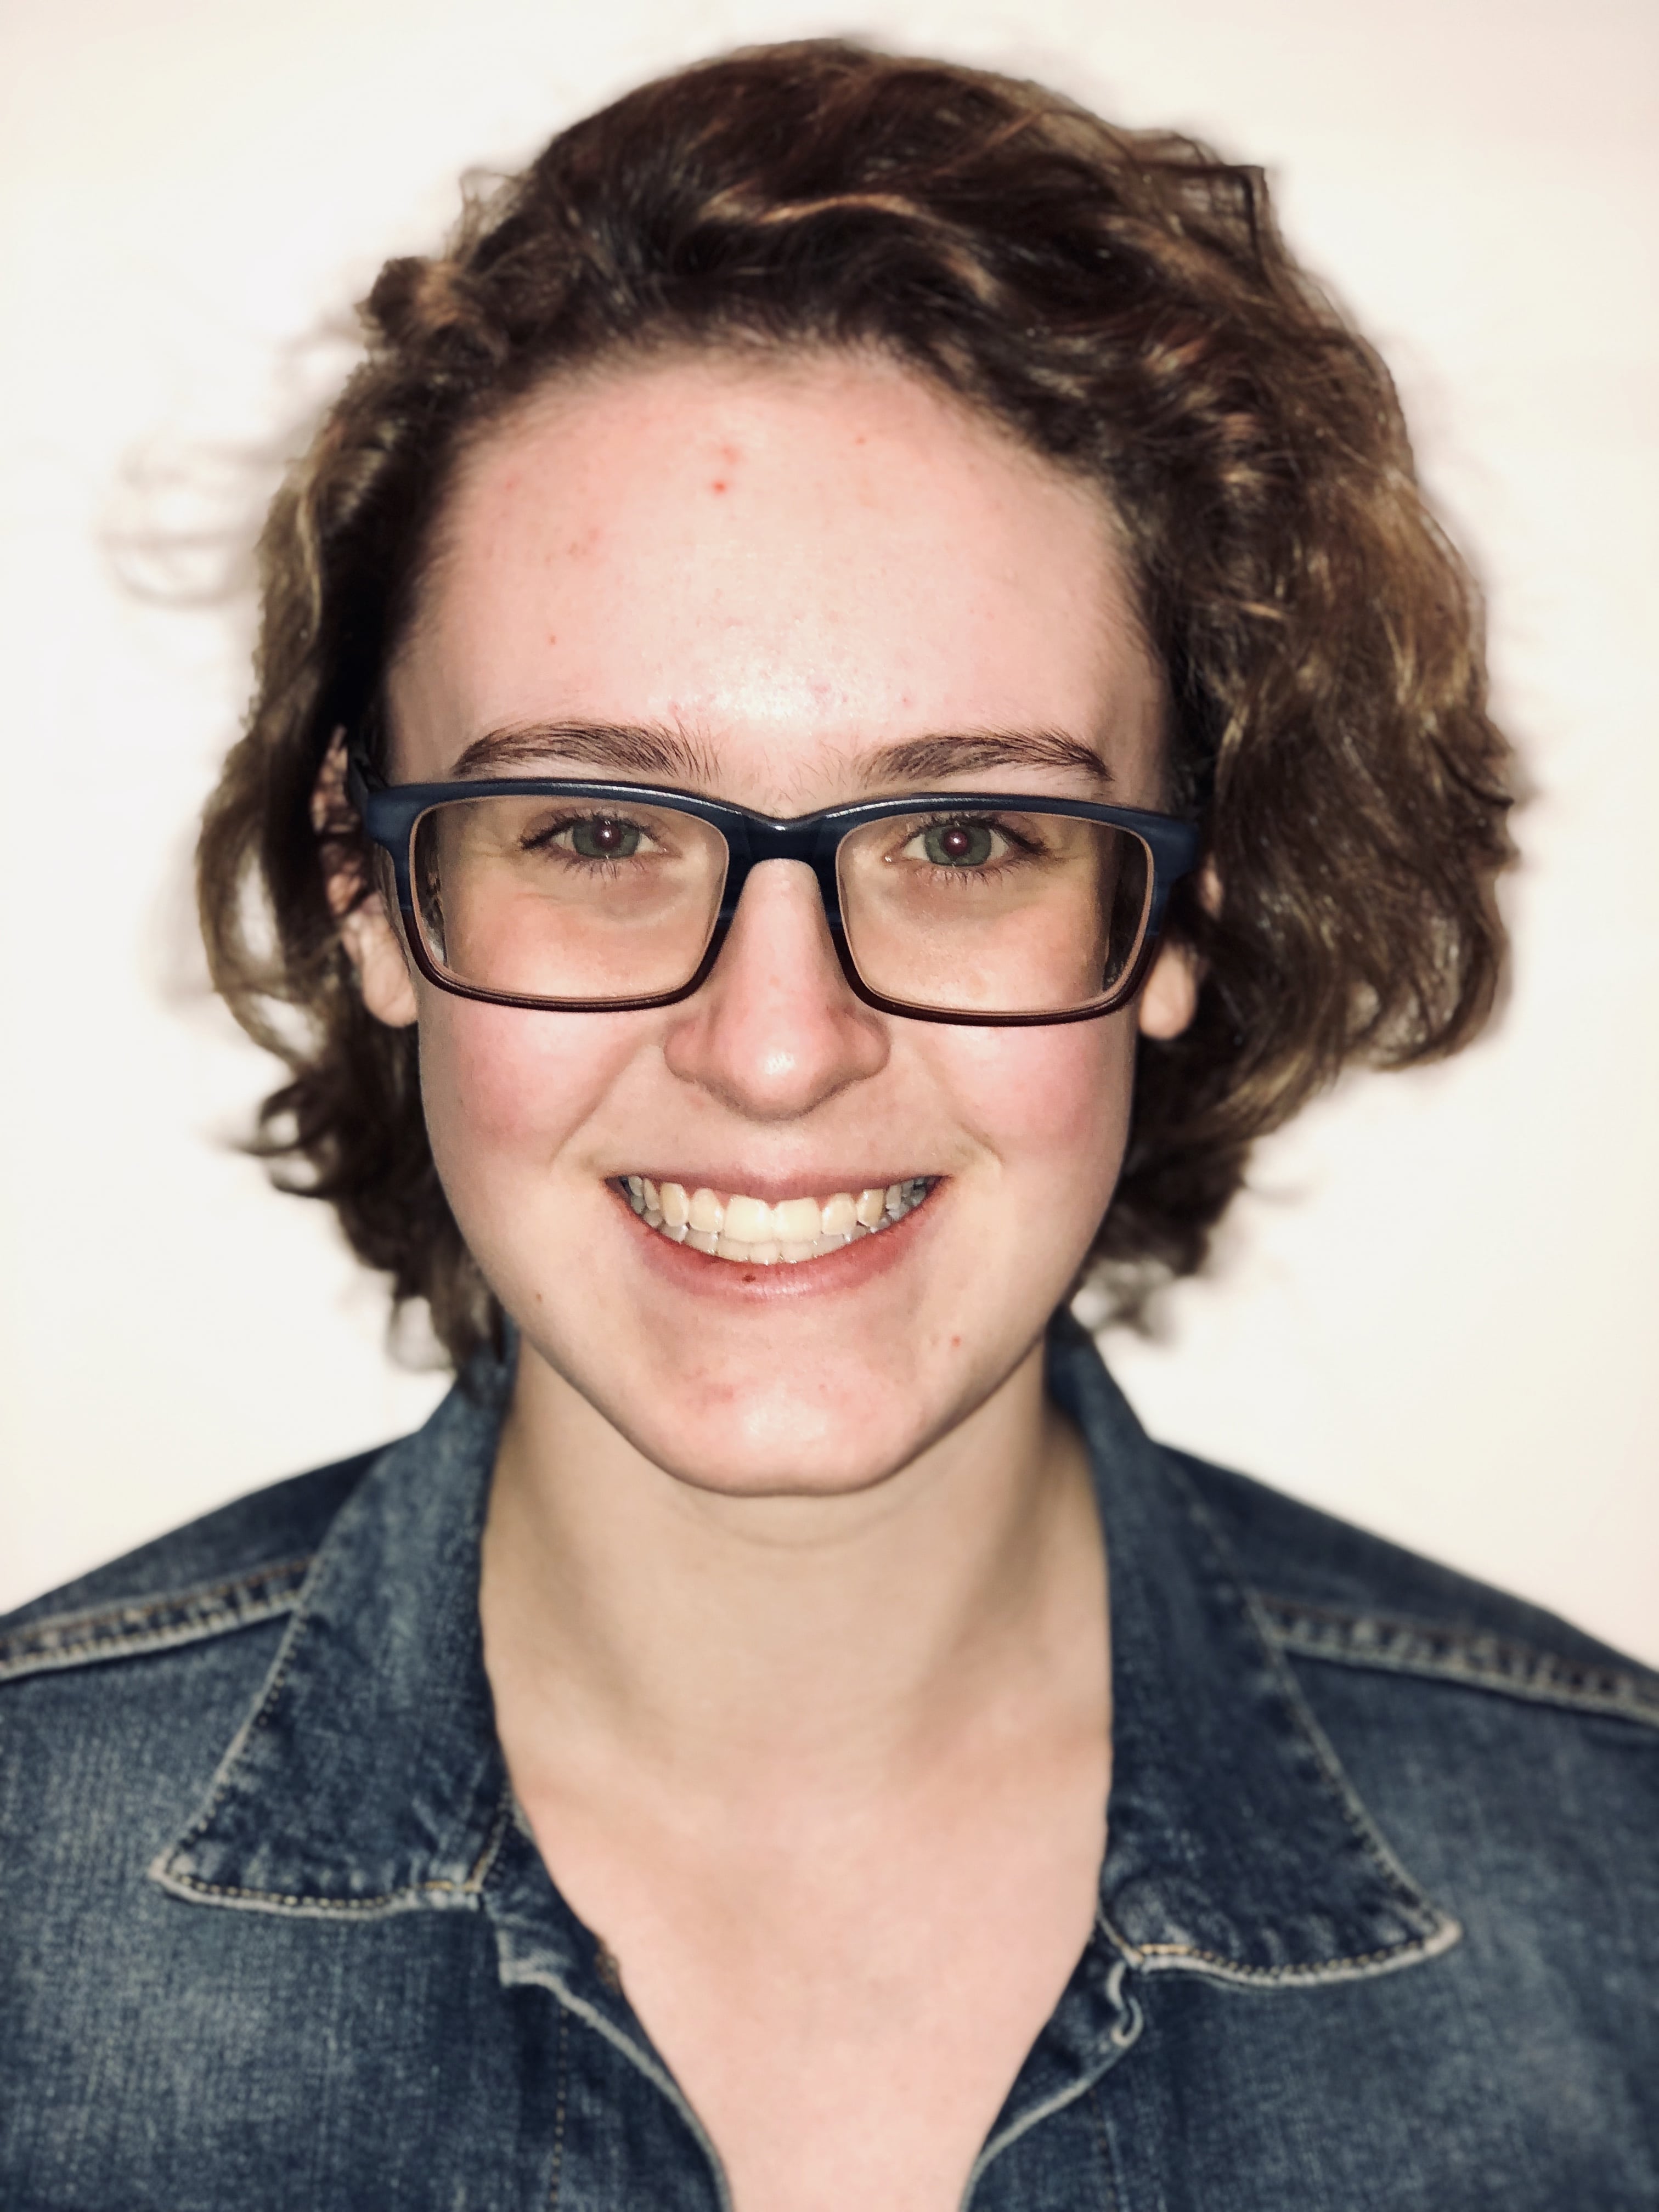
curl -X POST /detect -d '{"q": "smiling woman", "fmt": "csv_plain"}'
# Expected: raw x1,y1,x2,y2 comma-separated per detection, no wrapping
2,38,1655,2212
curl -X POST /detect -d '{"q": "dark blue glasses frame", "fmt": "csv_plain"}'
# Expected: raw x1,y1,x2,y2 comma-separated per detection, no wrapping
348,751,1203,1026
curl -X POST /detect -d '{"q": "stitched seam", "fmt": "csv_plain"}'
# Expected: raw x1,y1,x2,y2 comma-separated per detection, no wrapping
547,2005,569,2210
4,1556,313,1641
0,1559,313,1675
1276,1636,1659,1725
1169,1491,1437,1925
1265,1669,1427,1920
465,1791,514,1892
0,1597,305,1682
1133,1932,1431,1974
1132,1461,1475,1979
1262,1598,1659,1724
495,1965,736,2212
163,1871,473,1908
162,1787,513,1911
166,1558,331,1853
1089,2082,1121,2212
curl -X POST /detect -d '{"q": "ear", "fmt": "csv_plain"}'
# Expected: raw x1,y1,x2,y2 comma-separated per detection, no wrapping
1137,933,1199,1040
340,898,420,1029
1137,859,1218,1042
313,731,419,1030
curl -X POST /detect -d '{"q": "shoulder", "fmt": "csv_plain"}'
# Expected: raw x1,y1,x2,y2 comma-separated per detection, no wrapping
1167,1447,1659,2014
1169,1444,1659,1733
0,1446,394,1932
0,1448,382,1685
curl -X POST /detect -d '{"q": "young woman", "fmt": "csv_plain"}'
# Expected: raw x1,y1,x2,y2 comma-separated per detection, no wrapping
2,42,1654,2212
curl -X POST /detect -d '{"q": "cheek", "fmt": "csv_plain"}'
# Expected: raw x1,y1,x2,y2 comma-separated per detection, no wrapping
416,996,636,1177
933,1013,1136,1188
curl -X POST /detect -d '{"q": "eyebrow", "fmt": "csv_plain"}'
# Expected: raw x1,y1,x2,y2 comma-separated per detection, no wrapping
449,721,1115,791
450,724,720,783
863,731,1114,789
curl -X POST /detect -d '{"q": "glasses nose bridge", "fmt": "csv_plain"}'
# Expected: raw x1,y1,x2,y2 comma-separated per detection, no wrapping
718,812,844,929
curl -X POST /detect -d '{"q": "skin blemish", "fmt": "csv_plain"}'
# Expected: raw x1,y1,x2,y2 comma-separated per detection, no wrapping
710,479,729,494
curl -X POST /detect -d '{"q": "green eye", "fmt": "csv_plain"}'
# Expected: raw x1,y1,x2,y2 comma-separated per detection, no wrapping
569,817,642,860
923,821,995,867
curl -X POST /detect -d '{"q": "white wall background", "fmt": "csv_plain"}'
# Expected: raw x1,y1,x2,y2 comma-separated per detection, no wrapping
2,0,1654,1663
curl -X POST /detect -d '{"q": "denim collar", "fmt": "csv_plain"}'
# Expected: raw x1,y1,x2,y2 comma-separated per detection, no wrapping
1045,1314,1456,1987
153,1318,1457,2005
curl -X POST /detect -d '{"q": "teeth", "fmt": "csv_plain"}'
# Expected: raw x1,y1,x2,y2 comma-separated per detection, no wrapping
624,1177,933,1265
723,1193,773,1243
773,1196,821,1244
821,1192,856,1238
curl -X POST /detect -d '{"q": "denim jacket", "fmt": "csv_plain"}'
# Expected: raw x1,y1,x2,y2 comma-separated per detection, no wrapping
3,1319,1656,2209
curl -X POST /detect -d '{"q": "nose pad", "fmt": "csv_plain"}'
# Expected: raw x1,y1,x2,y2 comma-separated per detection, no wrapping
663,858,887,1117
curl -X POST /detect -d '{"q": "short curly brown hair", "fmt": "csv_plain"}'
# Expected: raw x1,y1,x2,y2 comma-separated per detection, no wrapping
198,38,1511,1367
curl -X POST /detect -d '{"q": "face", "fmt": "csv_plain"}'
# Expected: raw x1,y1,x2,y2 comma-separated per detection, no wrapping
351,349,1195,1497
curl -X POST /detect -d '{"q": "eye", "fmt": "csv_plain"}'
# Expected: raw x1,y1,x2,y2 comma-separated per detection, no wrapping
918,820,997,867
568,816,642,860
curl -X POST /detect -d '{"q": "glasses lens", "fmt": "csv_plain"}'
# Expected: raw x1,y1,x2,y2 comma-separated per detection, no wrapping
408,794,729,1003
837,807,1152,1015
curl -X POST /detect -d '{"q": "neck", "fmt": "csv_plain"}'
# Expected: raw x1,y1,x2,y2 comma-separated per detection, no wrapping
479,1333,1106,1809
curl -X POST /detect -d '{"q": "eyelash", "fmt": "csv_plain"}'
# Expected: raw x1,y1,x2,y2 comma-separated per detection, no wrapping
900,814,1043,865
520,811,657,856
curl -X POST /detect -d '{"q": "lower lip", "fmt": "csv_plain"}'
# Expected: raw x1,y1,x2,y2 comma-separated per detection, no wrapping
619,1187,938,1300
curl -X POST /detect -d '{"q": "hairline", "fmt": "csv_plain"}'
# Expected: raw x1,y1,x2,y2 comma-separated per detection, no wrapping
379,330,1174,790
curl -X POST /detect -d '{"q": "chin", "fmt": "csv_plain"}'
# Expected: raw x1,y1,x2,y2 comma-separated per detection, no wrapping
623,1373,948,1500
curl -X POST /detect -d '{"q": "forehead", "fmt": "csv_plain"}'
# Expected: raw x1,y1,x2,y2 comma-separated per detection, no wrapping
389,348,1166,804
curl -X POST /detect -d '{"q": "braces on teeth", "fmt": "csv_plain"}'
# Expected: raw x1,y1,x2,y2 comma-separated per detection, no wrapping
621,1176,933,1264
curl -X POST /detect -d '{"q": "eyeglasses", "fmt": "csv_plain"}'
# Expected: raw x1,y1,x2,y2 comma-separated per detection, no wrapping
348,753,1202,1026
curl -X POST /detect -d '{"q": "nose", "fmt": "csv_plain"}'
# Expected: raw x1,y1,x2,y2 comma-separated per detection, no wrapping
662,860,888,1119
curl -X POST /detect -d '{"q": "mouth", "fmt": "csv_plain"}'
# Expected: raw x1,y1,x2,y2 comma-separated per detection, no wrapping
615,1175,936,1266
